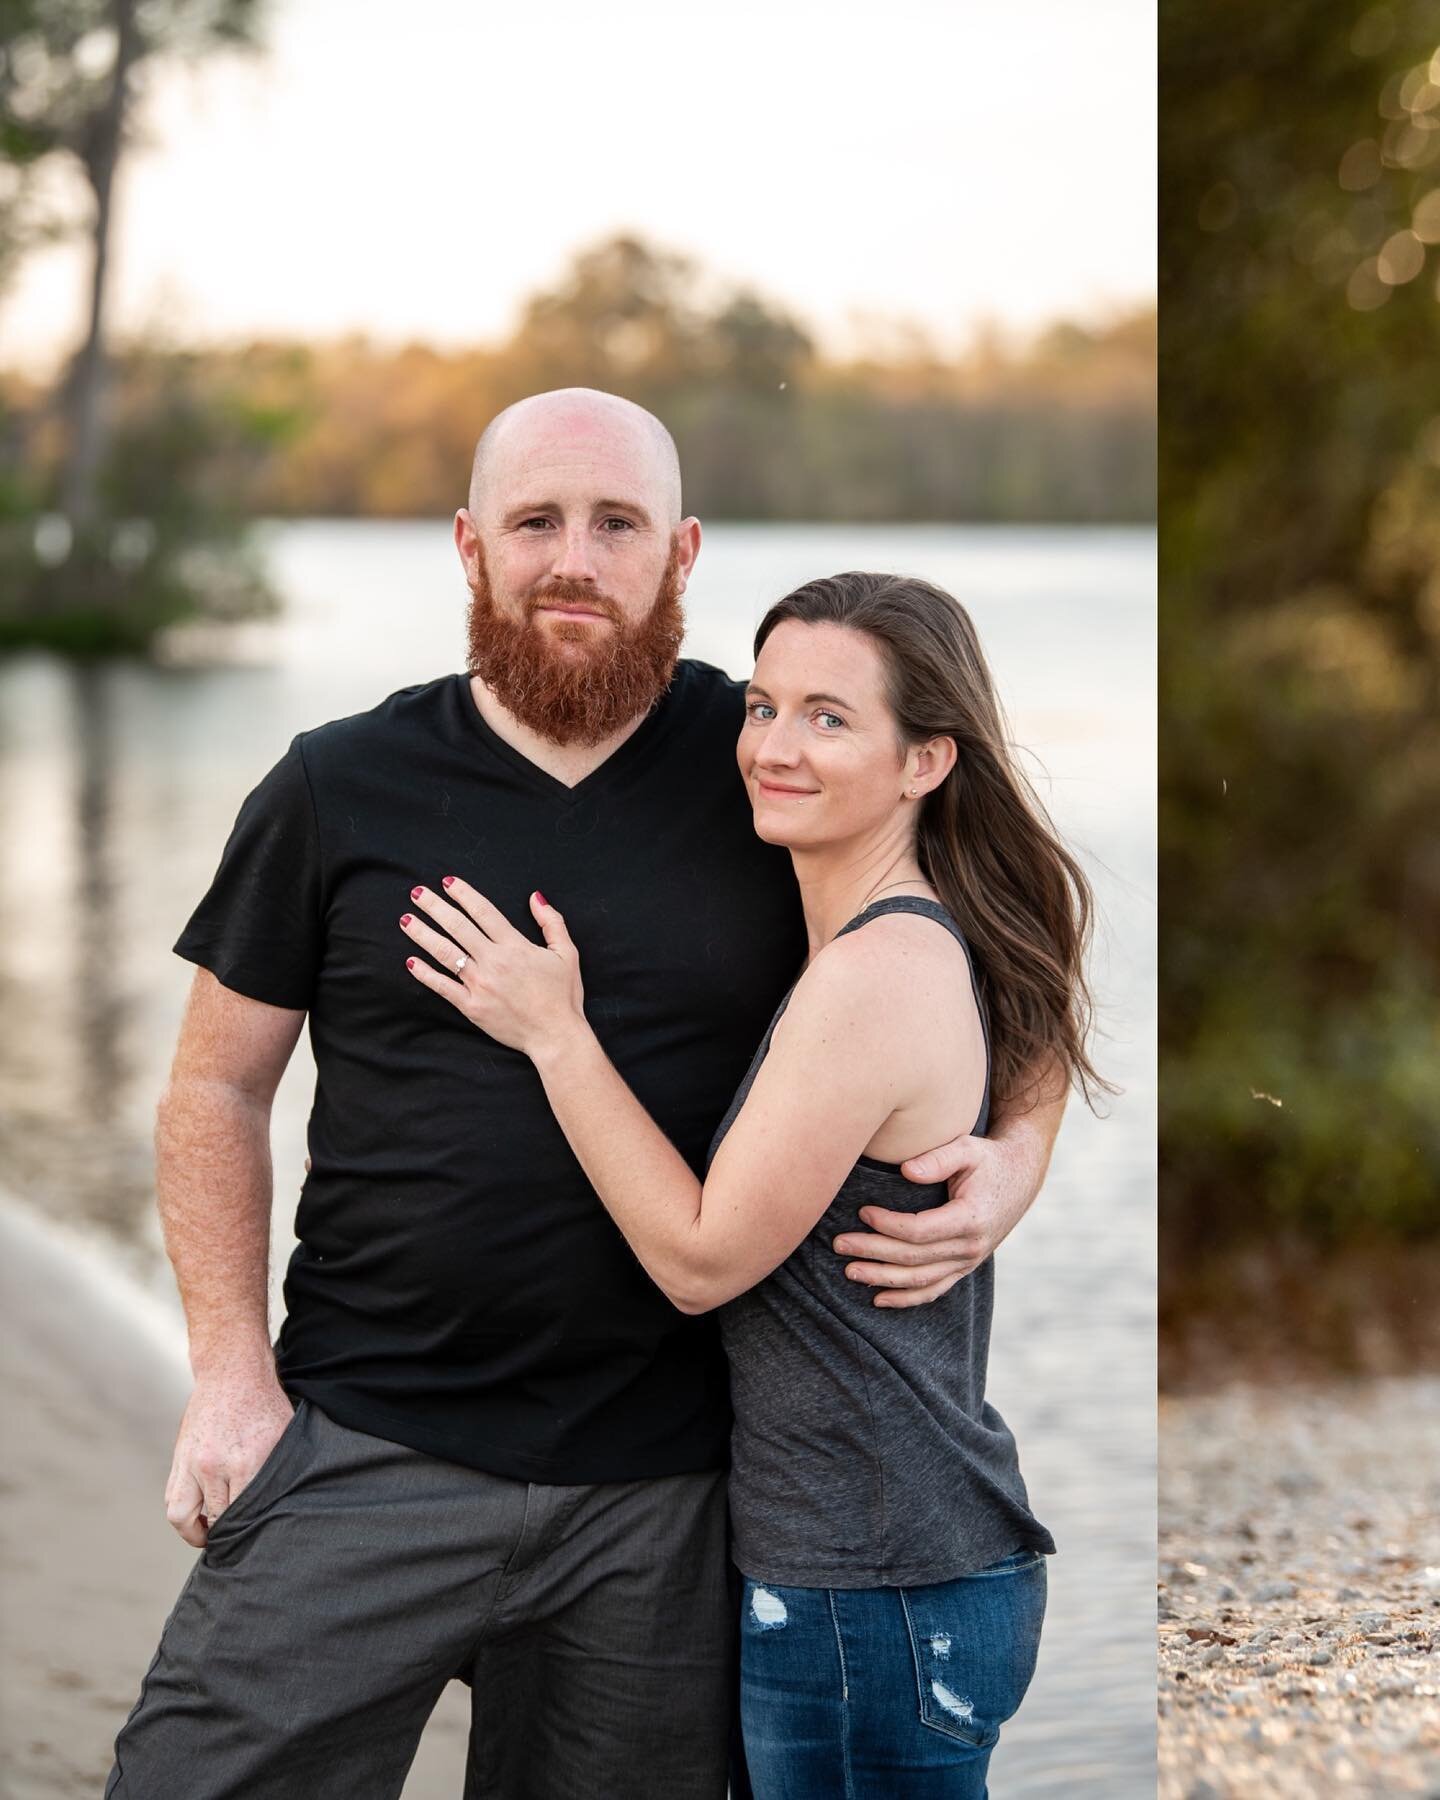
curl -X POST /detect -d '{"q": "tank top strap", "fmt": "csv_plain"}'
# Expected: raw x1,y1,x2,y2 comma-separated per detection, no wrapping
752,896,991,1085
836,893,968,943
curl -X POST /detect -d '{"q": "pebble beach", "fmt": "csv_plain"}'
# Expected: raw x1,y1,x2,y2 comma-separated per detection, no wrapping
1159,1378,1440,1798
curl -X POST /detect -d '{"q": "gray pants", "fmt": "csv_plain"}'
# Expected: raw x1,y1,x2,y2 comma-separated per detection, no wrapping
105,1400,735,1799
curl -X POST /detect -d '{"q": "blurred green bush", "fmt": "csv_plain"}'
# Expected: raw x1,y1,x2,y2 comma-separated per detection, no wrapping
0,352,276,653
1162,0,1440,1282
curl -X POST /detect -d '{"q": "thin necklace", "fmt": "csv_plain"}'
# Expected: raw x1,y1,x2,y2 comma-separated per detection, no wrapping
858,875,930,910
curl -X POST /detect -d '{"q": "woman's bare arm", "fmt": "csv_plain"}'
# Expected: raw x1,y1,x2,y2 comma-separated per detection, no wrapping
401,881,983,1314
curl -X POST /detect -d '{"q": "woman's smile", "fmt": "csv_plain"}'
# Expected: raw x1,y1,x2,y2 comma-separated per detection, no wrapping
755,778,819,799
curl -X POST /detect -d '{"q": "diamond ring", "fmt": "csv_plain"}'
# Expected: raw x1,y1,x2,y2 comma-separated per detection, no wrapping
454,954,468,974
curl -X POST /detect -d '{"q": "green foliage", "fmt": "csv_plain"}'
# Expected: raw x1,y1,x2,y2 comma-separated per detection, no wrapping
0,351,276,652
0,0,269,649
0,0,263,292
1161,0,1440,1274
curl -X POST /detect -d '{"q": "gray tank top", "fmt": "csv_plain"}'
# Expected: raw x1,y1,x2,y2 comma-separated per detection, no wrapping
707,895,1056,1588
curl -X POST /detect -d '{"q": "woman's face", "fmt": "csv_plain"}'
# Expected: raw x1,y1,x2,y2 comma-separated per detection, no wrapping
738,620,913,850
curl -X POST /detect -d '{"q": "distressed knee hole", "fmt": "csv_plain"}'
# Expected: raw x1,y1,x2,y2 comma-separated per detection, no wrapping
927,1633,952,1659
749,1587,788,1629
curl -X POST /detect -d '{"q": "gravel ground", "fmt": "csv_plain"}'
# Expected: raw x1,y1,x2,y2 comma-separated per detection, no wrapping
1160,1377,1440,1798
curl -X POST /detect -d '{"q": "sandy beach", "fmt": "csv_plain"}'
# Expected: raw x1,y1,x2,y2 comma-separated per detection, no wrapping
0,1197,470,1799
1159,1379,1440,1797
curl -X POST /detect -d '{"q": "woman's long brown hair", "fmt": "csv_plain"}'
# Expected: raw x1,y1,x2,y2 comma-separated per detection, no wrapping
754,571,1112,1112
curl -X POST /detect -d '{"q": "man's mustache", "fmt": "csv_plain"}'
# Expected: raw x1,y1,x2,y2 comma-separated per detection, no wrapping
524,582,622,623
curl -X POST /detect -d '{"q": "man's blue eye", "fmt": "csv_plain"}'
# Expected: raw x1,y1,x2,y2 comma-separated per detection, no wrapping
602,518,634,531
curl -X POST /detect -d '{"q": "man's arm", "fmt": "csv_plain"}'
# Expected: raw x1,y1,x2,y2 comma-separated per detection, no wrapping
157,968,305,1546
833,1059,1068,1308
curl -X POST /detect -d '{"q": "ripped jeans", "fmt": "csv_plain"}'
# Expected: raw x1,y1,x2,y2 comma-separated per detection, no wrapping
737,1549,1047,1799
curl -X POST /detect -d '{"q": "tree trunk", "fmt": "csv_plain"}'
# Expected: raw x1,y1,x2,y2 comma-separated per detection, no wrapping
60,0,141,531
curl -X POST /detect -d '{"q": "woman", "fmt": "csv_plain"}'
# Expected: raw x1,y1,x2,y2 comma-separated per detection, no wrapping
399,571,1105,1796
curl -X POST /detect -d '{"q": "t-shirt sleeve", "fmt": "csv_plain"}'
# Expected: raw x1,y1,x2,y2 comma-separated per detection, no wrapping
174,735,324,1010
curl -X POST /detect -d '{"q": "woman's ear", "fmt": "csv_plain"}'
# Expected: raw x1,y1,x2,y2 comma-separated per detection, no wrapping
909,735,958,797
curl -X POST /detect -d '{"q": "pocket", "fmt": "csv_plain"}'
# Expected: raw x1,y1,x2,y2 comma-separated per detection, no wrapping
206,1398,310,1541
900,1554,1048,1749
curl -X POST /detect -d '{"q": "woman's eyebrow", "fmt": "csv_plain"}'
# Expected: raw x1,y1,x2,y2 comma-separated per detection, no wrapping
743,684,857,709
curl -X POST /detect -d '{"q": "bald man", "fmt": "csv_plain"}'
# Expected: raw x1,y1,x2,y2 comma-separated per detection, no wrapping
106,391,1063,1799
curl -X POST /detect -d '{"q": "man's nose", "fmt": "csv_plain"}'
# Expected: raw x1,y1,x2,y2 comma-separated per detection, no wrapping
549,526,598,583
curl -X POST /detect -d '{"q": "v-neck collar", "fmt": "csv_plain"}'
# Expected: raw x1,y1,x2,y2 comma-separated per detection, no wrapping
452,670,681,806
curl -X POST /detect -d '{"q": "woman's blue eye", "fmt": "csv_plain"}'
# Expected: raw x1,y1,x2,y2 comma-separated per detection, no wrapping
817,711,845,730
747,702,776,721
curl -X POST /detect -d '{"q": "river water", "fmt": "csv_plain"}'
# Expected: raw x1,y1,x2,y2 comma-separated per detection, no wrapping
0,520,1156,1795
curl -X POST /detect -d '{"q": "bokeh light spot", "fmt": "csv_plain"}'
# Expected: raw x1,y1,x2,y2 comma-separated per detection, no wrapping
1346,198,1388,250
1339,139,1383,190
1378,229,1425,284
1379,70,1409,119
1412,187,1440,242
1311,227,1360,284
1383,117,1439,168
1399,65,1440,113
1347,256,1393,309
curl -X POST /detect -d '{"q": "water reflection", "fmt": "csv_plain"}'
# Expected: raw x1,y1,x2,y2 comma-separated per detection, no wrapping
74,666,126,1130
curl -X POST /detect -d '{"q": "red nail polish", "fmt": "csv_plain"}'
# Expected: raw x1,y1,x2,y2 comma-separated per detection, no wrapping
411,887,423,900
406,958,415,970
534,890,547,907
442,875,455,888
400,914,412,926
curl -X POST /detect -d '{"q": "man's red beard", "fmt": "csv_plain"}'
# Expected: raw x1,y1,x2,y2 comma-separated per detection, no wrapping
465,539,685,747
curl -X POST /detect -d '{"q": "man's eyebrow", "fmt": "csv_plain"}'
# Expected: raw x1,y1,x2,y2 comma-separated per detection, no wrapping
593,498,654,525
499,499,656,526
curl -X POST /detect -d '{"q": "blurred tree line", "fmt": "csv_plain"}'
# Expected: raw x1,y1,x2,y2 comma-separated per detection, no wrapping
2,0,1151,650
3,235,1154,554
1162,0,1440,1365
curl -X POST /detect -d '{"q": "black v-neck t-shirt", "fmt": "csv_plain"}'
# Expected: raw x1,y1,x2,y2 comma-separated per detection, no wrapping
175,662,806,1481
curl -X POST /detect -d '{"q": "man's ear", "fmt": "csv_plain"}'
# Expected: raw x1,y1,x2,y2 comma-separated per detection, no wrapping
674,516,702,593
454,509,481,583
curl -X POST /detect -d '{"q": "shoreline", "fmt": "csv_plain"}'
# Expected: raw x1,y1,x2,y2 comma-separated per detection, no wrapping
0,1194,469,1798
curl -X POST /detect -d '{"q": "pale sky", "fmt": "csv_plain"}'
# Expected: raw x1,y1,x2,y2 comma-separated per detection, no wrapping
2,0,1156,374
